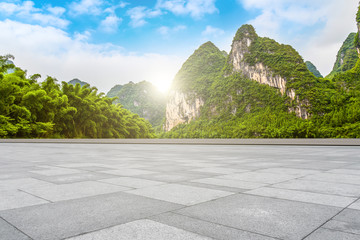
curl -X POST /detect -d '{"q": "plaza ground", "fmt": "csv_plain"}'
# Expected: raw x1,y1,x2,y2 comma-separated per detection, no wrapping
0,143,360,240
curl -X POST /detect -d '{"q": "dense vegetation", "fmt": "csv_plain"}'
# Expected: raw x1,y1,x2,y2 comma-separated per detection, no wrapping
0,55,154,138
106,81,166,128
305,61,323,78
171,41,226,98
161,12,360,138
327,33,358,79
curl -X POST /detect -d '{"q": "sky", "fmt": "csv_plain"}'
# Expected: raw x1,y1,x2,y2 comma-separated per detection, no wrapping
0,0,358,93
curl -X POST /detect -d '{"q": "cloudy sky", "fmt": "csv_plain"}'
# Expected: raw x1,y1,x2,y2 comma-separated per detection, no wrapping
0,0,358,93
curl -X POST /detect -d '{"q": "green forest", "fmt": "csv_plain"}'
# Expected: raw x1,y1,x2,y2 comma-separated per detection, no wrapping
160,12,360,138
0,55,154,138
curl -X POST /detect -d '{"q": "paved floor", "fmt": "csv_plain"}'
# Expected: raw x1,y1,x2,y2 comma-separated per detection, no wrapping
0,144,360,240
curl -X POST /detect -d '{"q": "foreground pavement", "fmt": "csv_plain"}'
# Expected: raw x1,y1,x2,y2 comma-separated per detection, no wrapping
0,143,360,240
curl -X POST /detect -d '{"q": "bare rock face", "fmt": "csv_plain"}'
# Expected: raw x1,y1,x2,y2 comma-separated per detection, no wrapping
164,91,204,131
228,26,287,95
228,25,310,119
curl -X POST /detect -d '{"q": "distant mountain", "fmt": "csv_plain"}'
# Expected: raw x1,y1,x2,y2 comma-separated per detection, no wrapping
162,9,360,139
68,78,89,87
327,33,358,78
305,61,323,78
107,81,166,127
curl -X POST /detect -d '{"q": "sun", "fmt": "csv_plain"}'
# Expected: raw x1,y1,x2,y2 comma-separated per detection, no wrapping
151,77,172,94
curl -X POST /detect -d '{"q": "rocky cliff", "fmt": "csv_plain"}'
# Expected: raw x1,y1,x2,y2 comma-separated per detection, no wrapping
226,25,310,119
164,91,204,131
227,25,288,95
164,42,226,131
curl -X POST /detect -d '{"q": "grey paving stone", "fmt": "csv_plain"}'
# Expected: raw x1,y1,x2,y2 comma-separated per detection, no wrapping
304,228,360,240
100,169,157,176
272,179,360,197
138,172,212,182
32,172,119,184
257,167,320,176
65,219,212,240
192,177,268,189
0,192,183,240
180,181,246,193
245,187,356,207
30,166,85,176
0,217,30,240
99,177,165,188
302,173,360,185
220,172,297,184
176,194,341,240
332,209,360,233
327,169,360,176
23,181,131,201
0,178,53,191
127,183,233,206
150,212,277,240
191,167,248,174
323,220,360,235
349,199,360,210
0,189,49,211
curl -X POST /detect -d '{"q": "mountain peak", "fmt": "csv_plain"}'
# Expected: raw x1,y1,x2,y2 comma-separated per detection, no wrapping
233,24,258,42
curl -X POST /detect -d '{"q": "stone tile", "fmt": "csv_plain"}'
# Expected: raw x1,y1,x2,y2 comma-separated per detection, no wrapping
273,179,360,197
24,181,130,201
0,178,53,191
56,163,109,168
257,167,320,176
302,173,360,185
100,169,157,176
304,228,360,240
30,166,85,176
176,194,341,240
127,183,233,206
327,169,360,176
245,187,356,207
332,209,360,234
138,172,211,182
99,177,165,188
323,220,360,235
191,167,248,174
0,192,183,240
150,212,277,240
192,177,268,189
220,172,296,184
32,172,118,184
0,189,49,211
65,219,211,240
0,217,30,240
349,199,360,210
180,181,246,193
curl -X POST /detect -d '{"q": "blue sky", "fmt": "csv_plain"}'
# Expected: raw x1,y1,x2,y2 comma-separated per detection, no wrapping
0,0,358,92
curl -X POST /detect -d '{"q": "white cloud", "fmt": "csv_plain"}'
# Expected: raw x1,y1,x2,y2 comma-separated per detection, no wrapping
126,6,162,27
100,14,122,33
0,1,69,28
156,0,218,18
0,19,183,93
238,0,359,75
69,0,103,15
47,6,66,16
202,25,224,37
157,25,186,36
157,26,170,35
